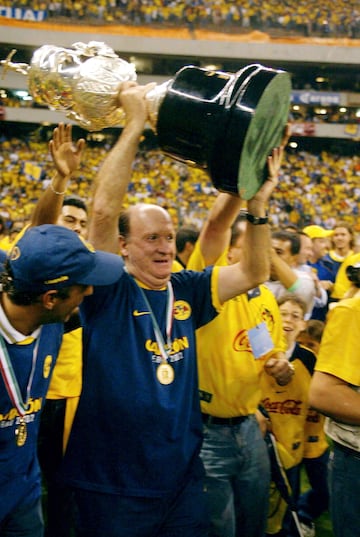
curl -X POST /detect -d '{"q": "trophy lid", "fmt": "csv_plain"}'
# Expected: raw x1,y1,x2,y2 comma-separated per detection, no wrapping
237,71,291,199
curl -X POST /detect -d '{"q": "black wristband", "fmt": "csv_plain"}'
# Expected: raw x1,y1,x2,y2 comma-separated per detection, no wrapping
245,212,269,225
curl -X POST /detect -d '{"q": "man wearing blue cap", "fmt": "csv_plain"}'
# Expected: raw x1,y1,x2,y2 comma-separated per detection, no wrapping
0,225,123,537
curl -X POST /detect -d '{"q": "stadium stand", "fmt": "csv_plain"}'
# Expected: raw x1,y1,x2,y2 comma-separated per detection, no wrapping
0,7,359,233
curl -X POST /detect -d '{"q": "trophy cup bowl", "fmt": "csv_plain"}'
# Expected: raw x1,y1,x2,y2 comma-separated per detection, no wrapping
1,42,291,198
1,42,138,131
155,64,291,199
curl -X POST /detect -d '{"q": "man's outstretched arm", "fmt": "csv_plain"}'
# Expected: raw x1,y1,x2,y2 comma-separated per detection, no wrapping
217,145,285,303
89,82,155,253
31,123,85,226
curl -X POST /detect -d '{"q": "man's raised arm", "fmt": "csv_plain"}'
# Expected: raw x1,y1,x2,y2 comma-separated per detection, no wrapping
31,123,85,227
217,145,285,303
89,82,155,253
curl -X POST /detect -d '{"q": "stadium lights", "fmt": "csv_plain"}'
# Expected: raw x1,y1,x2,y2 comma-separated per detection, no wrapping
314,107,327,115
14,90,29,98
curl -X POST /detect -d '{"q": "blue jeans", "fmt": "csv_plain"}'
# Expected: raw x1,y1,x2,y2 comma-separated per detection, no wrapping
0,497,43,537
72,469,209,537
329,442,360,537
201,415,270,537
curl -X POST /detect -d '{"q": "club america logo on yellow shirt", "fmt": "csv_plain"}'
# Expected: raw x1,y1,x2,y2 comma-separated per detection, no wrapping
173,301,191,320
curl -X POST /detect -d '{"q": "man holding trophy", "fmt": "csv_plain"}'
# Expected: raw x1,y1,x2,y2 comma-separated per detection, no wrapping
1,42,291,536
51,76,287,536
1,40,291,199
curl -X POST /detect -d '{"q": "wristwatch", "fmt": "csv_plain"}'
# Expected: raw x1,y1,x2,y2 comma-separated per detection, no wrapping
245,212,269,225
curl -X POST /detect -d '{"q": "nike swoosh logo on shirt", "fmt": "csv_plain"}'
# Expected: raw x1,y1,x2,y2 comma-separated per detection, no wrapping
133,310,151,317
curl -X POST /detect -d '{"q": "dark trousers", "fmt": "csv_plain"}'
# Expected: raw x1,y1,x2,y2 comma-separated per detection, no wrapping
298,449,330,523
72,471,209,537
38,399,75,537
0,497,43,537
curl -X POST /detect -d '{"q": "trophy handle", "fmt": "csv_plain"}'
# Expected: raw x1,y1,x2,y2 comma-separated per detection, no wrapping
145,80,172,131
1,49,30,77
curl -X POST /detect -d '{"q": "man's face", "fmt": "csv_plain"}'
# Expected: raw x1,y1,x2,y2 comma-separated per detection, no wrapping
57,205,88,238
312,237,328,260
272,238,294,266
50,284,93,323
120,205,176,290
298,235,313,265
227,221,246,265
332,227,351,251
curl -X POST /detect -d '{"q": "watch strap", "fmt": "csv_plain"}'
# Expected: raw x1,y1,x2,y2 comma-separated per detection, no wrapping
245,212,269,225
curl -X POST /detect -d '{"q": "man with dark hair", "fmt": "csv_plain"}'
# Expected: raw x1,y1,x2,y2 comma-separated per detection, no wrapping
58,195,88,237
32,124,89,537
267,230,316,319
0,225,123,537
173,226,199,270
186,176,293,536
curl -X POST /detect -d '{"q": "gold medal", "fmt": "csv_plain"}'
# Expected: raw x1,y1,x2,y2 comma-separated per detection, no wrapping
157,362,175,385
15,417,27,447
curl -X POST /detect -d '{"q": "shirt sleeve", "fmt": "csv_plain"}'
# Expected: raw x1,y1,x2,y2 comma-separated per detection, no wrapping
315,298,360,386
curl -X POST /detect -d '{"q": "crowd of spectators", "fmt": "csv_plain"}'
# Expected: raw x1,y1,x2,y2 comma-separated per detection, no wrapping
4,0,360,38
290,106,360,125
2,90,360,125
0,129,360,238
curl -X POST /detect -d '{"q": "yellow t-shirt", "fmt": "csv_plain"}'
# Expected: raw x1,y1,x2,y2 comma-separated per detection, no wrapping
315,295,360,451
0,236,12,252
188,242,287,417
261,353,311,467
172,259,184,272
303,407,328,458
47,327,82,399
331,252,360,300
315,295,360,386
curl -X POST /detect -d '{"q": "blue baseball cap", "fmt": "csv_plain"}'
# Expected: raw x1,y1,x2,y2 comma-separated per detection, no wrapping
7,224,122,292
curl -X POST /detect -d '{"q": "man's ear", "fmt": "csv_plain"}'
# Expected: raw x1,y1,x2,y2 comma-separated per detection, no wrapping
42,290,58,310
119,234,128,257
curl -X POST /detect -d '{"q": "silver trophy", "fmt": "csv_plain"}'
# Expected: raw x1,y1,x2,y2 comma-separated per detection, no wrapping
0,41,167,131
1,41,291,198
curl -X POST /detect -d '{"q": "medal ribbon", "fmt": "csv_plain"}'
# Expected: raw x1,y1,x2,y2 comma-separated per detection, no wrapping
137,281,174,363
0,334,40,416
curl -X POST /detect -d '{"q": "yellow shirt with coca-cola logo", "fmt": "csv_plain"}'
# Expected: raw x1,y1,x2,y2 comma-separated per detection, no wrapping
260,344,316,467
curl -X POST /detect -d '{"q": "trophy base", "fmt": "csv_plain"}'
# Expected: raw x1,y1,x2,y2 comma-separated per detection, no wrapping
157,64,291,199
